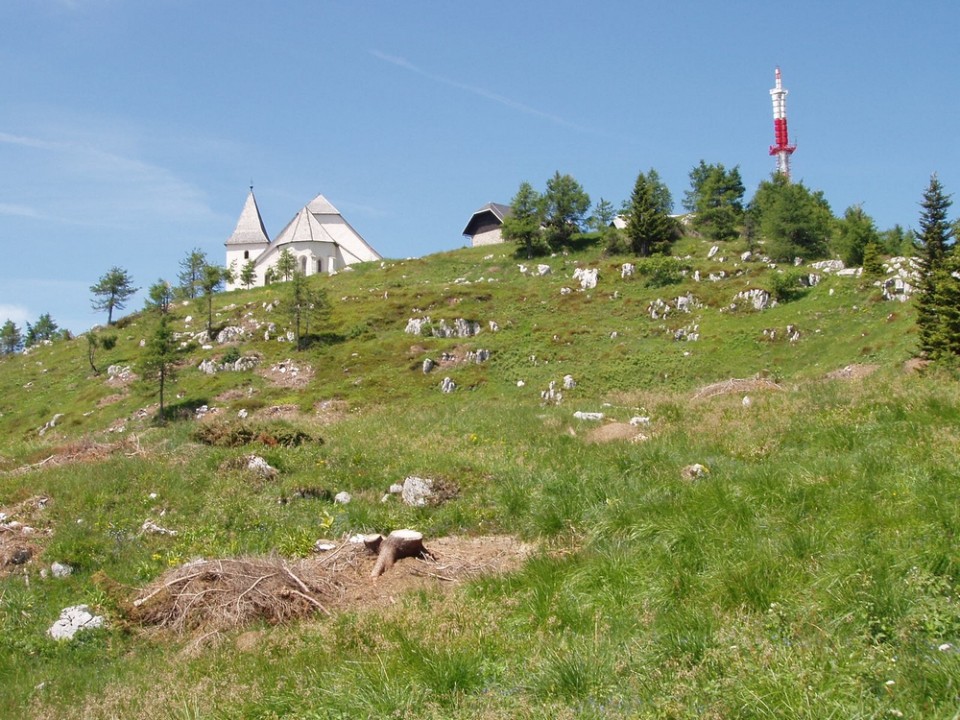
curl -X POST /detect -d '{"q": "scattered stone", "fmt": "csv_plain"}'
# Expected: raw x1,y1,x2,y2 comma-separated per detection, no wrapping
141,520,177,537
573,411,604,421
742,396,752,408
681,463,709,480
572,267,598,290
216,326,246,344
246,455,278,479
38,413,64,437
333,492,352,505
560,287,572,295
516,380,525,387
541,381,562,405
48,605,105,641
563,375,576,390
389,484,404,495
629,416,651,426
198,359,219,375
488,320,500,332
401,476,434,507
707,245,719,259
621,263,635,278
741,251,753,262
313,540,337,552
810,259,844,273
422,358,435,374
51,562,73,578
536,264,552,276
237,409,248,419
732,288,773,311
440,377,456,393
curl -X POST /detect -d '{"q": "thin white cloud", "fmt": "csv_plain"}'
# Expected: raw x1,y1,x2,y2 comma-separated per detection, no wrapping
0,304,31,326
0,203,41,219
0,125,217,230
369,49,591,133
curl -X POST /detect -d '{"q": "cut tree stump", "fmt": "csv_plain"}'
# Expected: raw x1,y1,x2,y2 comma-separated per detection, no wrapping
369,529,430,578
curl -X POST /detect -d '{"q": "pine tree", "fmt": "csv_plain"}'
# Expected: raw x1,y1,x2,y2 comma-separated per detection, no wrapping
25,313,59,347
0,319,23,355
90,267,138,325
501,182,545,259
139,314,178,421
623,169,676,257
916,174,955,357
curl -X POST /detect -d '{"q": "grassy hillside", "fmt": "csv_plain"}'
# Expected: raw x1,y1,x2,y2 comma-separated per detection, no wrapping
2,237,958,719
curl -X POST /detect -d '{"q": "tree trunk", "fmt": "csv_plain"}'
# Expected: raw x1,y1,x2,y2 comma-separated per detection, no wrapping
369,529,429,578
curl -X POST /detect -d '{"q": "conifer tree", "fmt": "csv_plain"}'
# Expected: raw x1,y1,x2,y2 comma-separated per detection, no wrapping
501,182,545,259
623,169,676,257
916,174,956,357
139,314,178,422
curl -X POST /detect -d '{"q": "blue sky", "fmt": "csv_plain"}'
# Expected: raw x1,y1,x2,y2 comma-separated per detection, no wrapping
2,0,957,334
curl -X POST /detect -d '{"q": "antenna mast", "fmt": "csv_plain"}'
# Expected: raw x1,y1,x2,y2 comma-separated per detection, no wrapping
769,67,797,178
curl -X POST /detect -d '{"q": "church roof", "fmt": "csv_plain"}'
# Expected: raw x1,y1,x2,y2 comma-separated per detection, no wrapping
225,189,270,246
269,193,382,263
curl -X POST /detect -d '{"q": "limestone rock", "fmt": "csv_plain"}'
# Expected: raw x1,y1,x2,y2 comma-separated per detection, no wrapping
246,455,278,479
48,605,105,641
573,411,604,421
334,491,352,505
216,326,246,344
621,263,635,278
572,267,598,290
401,476,434,507
440,377,456,393
681,463,709,480
422,358,435,374
51,562,74,578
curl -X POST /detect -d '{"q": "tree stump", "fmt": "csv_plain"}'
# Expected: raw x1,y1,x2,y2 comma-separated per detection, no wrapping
370,529,429,578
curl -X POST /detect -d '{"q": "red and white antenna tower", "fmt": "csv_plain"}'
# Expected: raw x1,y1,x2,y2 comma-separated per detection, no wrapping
769,67,796,178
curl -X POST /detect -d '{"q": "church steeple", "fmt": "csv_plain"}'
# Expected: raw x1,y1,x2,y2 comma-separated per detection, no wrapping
225,188,270,246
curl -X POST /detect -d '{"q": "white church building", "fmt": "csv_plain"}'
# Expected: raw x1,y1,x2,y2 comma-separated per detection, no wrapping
224,189,382,290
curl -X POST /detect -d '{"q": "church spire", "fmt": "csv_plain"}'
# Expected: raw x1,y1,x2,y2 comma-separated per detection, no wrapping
225,187,270,246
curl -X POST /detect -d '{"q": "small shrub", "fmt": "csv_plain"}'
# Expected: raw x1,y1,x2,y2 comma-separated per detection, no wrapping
635,256,690,288
221,346,241,365
768,269,807,302
192,420,320,448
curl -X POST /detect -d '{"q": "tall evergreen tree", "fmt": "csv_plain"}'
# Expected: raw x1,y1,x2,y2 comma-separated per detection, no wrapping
145,279,173,315
177,248,208,299
0,319,23,355
834,205,880,267
501,181,545,259
276,249,298,282
199,264,231,332
139,314,178,422
915,174,955,357
685,161,745,242
25,313,59,347
540,171,590,248
240,260,257,289
623,169,677,257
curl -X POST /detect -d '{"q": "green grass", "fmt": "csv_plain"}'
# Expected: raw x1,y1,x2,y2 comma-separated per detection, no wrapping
2,237,958,718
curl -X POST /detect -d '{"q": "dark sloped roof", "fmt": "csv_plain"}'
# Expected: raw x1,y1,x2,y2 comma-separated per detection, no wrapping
462,202,512,237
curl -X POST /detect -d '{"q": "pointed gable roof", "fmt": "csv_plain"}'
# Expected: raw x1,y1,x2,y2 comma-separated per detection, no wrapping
269,193,382,263
225,189,270,246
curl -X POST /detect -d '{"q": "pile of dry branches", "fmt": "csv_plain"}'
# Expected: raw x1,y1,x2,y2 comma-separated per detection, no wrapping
693,377,784,400
130,557,342,634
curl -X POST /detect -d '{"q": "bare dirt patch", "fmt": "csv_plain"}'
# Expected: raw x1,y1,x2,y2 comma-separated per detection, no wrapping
258,359,314,389
693,377,784,400
1,495,52,577
127,535,533,637
253,404,301,421
583,422,649,444
903,358,930,374
825,363,880,381
97,393,127,408
4,437,144,477
314,399,351,425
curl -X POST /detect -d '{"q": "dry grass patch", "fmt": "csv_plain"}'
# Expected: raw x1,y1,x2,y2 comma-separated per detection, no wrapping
5,437,144,476
825,363,880,381
692,377,785,400
126,535,533,638
583,422,649,444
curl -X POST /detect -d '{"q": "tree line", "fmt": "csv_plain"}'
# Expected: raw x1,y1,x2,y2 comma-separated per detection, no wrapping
502,163,923,265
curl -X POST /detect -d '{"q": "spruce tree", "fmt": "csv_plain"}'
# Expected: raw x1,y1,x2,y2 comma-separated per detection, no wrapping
623,169,676,257
916,174,955,357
